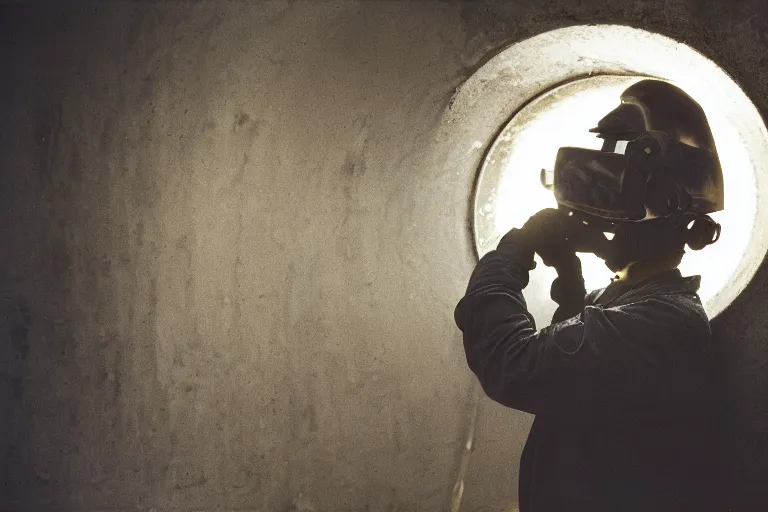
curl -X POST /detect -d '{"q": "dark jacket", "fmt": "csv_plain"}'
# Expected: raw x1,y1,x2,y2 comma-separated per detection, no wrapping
455,246,721,512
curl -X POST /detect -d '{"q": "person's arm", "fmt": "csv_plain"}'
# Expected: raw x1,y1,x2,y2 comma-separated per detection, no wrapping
454,232,705,418
549,254,587,324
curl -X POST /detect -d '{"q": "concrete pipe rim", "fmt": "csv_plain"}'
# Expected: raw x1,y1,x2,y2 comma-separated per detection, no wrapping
443,25,768,322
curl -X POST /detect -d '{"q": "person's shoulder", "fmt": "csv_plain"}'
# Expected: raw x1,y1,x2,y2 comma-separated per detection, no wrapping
595,288,711,340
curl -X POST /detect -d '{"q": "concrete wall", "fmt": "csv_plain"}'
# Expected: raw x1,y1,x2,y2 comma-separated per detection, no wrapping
2,1,768,511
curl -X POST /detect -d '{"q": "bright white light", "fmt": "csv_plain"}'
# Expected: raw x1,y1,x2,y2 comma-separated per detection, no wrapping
454,26,768,323
475,75,758,317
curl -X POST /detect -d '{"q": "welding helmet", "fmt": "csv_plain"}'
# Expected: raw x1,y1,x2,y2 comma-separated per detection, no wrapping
542,79,724,252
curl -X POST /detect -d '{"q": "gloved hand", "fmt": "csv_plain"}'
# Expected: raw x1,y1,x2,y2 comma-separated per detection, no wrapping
519,208,586,269
498,208,586,268
523,208,589,321
499,208,587,322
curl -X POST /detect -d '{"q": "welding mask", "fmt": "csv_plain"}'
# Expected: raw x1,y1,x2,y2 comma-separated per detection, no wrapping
542,79,724,224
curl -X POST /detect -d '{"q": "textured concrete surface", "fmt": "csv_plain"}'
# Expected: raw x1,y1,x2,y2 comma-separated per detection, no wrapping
2,1,768,511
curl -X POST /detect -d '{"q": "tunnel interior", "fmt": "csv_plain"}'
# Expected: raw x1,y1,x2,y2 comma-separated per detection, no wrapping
2,2,768,511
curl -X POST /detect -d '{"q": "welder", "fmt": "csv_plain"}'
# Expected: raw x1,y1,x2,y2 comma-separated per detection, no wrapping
455,80,724,511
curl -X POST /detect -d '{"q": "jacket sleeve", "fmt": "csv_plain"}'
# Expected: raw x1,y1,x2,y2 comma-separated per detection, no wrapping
454,248,708,418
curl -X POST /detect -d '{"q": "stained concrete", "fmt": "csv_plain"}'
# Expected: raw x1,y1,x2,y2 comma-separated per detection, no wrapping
2,1,768,511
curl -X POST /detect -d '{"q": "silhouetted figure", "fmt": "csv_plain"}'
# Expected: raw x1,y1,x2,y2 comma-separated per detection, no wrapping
456,80,724,512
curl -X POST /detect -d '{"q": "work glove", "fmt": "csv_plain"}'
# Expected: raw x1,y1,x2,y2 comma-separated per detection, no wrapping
498,208,585,267
520,208,586,268
499,208,588,322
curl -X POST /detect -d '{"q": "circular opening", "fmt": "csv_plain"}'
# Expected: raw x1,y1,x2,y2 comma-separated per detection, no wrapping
463,26,768,323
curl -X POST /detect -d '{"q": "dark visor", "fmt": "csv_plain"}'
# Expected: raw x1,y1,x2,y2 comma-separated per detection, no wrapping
549,147,648,221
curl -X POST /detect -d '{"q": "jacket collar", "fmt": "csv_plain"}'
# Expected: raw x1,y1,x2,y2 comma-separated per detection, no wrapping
588,269,701,306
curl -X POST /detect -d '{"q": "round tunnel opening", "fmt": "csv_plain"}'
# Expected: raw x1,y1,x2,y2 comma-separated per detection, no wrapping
463,27,768,321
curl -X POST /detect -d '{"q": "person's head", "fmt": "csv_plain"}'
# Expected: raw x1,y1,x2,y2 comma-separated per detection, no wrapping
543,79,724,273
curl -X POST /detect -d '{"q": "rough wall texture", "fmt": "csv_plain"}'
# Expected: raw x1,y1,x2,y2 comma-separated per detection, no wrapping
1,1,767,511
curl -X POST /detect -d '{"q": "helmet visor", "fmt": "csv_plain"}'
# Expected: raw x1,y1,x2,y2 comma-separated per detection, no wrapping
549,146,648,221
